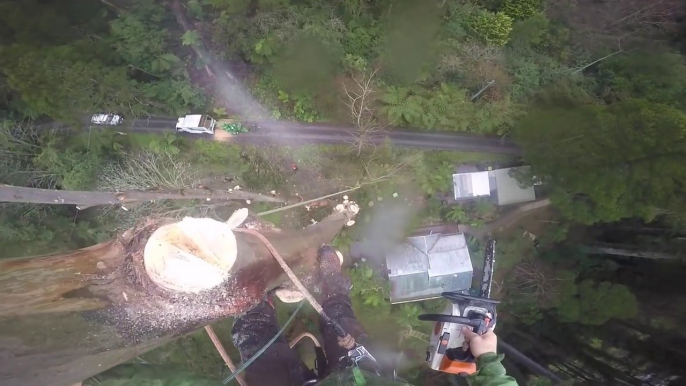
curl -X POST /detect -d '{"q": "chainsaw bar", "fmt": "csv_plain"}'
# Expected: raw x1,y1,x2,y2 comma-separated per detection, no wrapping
479,239,496,298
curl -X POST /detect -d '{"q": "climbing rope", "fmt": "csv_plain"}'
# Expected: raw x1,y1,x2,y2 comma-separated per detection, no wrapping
221,301,305,385
232,228,355,348
289,332,321,349
205,325,248,386
219,227,355,385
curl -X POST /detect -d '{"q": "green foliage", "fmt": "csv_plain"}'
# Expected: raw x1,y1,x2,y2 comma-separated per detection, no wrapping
468,10,513,46
212,107,228,117
381,83,516,133
0,0,204,120
110,2,170,72
508,14,550,49
0,203,111,258
272,33,341,96
381,84,473,130
142,79,207,114
208,0,251,15
151,53,181,73
517,98,686,224
84,364,225,386
343,53,368,73
221,122,248,134
344,23,380,60
556,280,638,325
505,49,573,100
238,147,287,190
597,51,686,110
252,37,279,64
497,233,536,272
291,94,320,123
275,90,321,123
250,73,285,118
474,199,495,218
137,319,238,379
394,303,424,329
148,133,180,155
413,160,453,195
501,0,541,20
348,264,388,308
181,30,201,46
332,228,354,253
187,0,204,18
382,1,440,83
445,206,468,223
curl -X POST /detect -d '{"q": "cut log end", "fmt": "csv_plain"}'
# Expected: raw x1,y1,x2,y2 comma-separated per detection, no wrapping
143,217,237,294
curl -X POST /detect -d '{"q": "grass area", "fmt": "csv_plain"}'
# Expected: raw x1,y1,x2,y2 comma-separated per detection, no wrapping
140,319,239,381
252,201,284,226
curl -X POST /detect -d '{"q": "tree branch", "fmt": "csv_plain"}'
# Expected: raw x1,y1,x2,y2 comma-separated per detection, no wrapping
341,69,387,156
0,185,283,209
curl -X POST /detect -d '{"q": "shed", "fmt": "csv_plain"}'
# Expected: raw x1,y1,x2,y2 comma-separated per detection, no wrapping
386,233,473,304
452,172,491,200
493,167,536,205
451,166,536,206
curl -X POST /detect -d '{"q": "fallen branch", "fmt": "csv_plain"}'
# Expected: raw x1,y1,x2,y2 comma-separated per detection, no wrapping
0,185,283,209
571,33,634,75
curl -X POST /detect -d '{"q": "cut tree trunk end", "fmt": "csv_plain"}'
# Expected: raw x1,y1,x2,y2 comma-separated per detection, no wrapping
0,210,351,386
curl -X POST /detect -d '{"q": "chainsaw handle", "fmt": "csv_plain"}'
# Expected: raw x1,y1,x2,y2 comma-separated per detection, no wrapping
417,314,488,334
419,314,488,364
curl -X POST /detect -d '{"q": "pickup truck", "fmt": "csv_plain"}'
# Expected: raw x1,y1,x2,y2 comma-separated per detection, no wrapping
176,114,216,134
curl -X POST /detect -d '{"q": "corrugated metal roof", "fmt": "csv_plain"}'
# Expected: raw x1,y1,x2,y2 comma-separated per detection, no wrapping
386,243,428,276
453,172,491,200
389,273,472,304
386,233,473,303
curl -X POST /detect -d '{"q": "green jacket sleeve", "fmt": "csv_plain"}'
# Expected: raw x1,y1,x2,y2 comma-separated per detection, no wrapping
467,353,519,386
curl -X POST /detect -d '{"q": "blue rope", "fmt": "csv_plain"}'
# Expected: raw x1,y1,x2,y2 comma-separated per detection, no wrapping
222,301,305,385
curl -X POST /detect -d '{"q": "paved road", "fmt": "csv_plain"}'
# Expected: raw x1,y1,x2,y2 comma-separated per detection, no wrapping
99,118,521,155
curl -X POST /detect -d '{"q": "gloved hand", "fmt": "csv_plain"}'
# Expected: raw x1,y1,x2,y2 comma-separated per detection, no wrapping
461,327,498,358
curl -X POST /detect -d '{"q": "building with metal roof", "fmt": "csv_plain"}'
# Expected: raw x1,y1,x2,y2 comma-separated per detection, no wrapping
492,167,536,205
452,171,492,200
452,166,535,205
386,233,473,304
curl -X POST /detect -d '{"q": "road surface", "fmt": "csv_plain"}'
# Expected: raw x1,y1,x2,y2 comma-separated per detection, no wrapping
100,118,521,155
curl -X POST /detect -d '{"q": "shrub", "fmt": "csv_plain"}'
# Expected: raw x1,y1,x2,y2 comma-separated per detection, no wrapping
597,51,686,110
380,83,474,131
501,0,541,20
508,14,549,49
468,11,514,46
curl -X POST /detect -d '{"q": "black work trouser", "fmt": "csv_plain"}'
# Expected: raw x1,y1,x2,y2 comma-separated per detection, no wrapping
231,272,365,386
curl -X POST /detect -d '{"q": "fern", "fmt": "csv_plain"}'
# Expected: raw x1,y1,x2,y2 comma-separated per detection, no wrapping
348,264,388,308
381,83,478,132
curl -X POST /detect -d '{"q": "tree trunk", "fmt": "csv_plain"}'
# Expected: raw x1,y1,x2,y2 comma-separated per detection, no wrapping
0,211,350,386
582,244,680,260
0,185,283,208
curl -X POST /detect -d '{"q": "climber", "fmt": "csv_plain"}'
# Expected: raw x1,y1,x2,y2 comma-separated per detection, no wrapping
230,246,519,386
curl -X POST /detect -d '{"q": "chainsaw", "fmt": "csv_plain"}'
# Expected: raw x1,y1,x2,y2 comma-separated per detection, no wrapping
418,240,498,376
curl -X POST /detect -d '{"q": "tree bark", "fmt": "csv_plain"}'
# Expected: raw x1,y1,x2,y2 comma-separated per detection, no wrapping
0,185,282,208
582,243,680,260
0,211,349,386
